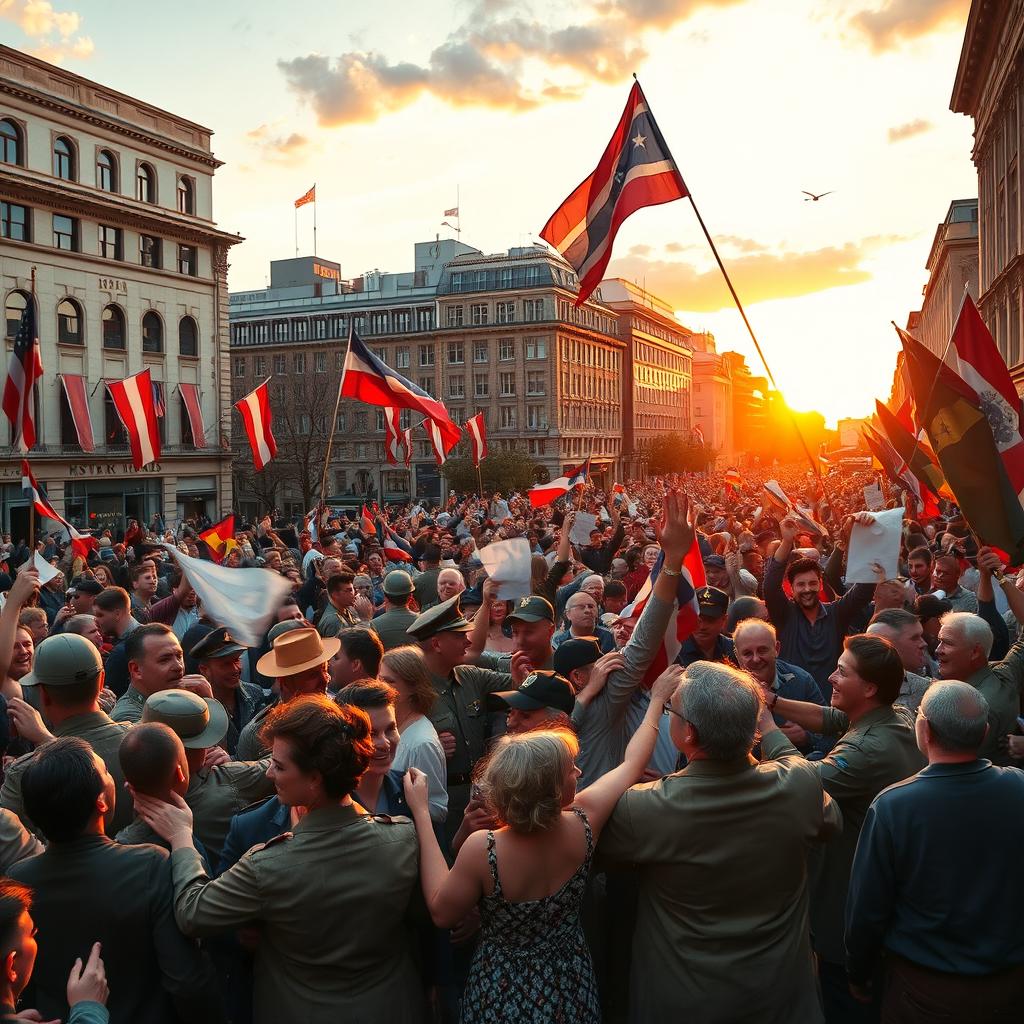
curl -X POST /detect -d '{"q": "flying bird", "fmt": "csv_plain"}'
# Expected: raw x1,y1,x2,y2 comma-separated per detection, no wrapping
802,190,833,202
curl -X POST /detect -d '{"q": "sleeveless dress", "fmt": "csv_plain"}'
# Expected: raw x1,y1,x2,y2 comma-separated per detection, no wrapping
460,807,601,1023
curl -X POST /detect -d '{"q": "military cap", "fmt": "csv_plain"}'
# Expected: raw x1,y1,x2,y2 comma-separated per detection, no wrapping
142,688,229,748
704,554,727,569
21,633,102,687
181,623,216,673
506,595,555,624
553,637,603,677
69,576,103,596
697,586,730,618
382,570,414,597
267,618,307,645
405,594,473,641
190,626,247,663
489,670,575,715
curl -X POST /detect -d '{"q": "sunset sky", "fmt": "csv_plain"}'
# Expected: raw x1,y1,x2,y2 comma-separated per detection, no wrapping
2,0,977,424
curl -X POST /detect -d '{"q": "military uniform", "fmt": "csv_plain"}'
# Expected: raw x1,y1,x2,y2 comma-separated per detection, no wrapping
170,803,422,1024
965,639,1024,764
316,603,360,638
370,606,420,651
0,807,43,871
110,685,146,724
235,701,274,761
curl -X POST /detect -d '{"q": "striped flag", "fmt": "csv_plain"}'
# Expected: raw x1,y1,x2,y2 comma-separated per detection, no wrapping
22,460,96,559
179,383,206,449
106,369,161,470
295,185,315,208
235,379,277,471
151,379,166,418
540,80,687,305
622,539,706,686
527,459,590,508
199,514,237,564
693,424,705,447
403,426,413,468
425,418,456,465
466,412,487,466
383,407,403,465
444,206,459,217
59,373,94,452
2,297,43,452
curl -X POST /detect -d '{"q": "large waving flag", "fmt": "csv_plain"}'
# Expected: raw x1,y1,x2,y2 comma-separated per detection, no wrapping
383,407,404,465
900,325,1024,563
527,459,591,508
199,514,237,564
107,369,160,470
873,399,948,500
622,539,706,686
425,418,458,465
340,329,460,449
466,412,487,466
540,80,688,305
862,424,938,519
22,460,96,559
3,298,43,452
235,379,278,471
162,545,292,648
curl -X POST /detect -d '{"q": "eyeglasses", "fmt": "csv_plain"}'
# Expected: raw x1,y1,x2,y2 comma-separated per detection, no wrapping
663,701,687,721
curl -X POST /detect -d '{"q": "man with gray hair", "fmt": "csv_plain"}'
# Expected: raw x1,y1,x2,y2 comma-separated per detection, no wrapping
934,609,1024,764
599,661,840,1023
846,681,1024,1018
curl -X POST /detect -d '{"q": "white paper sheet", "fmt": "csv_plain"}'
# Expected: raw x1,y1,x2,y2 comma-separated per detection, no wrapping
863,483,885,512
33,552,61,584
477,538,533,600
846,508,903,584
570,511,598,545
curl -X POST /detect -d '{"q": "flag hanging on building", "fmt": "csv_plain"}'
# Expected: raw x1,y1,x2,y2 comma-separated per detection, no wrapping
466,413,487,466
235,379,277,471
383,407,404,465
21,460,97,559
179,383,206,449
340,329,461,449
425,417,457,466
2,297,43,453
444,206,459,217
295,185,315,208
151,379,166,418
947,294,1024,500
106,369,161,470
199,514,237,564
621,538,706,686
899,325,1024,562
693,424,705,447
58,374,94,452
540,80,688,306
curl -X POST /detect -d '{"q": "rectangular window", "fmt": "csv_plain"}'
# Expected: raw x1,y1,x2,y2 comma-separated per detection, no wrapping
523,298,544,321
178,244,197,276
295,320,308,341
98,224,122,261
53,214,77,251
474,373,489,399
234,357,246,378
293,353,305,373
447,342,464,364
473,341,488,363
375,410,385,431
255,356,266,377
471,303,489,325
499,372,515,396
335,411,347,432
525,336,547,359
448,375,465,398
417,308,433,331
394,310,411,332
356,443,367,459
419,376,434,393
355,412,368,431
527,370,545,395
139,234,161,268
419,345,435,367
527,405,547,429
496,301,515,324
273,355,286,375
500,406,516,429
370,312,389,334
335,351,344,370
499,338,514,361
315,352,327,373
1,201,29,242
446,305,464,327
396,347,410,368
299,414,311,433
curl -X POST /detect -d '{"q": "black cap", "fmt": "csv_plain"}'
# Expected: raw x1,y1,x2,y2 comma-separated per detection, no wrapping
703,554,726,569
696,586,730,617
489,670,575,715
190,626,247,662
69,576,103,596
506,595,555,624
553,637,602,676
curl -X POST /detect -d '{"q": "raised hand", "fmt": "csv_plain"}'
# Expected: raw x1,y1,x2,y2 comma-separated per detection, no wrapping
66,941,109,1008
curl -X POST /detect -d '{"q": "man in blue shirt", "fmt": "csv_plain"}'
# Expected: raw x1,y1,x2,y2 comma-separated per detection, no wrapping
676,586,735,667
846,681,1024,1019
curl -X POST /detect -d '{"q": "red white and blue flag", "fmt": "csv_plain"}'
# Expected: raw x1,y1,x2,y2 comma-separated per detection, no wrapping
466,412,487,466
383,407,404,465
235,379,277,471
540,80,688,306
21,460,96,559
527,458,591,508
425,417,459,466
107,369,161,470
622,538,706,686
151,379,166,418
2,298,43,452
340,329,461,449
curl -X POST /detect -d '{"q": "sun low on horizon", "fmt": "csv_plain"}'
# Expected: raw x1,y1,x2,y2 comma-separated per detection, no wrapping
1,0,976,427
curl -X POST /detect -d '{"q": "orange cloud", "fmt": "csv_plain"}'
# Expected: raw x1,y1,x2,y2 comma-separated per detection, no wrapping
887,118,932,142
849,0,969,52
0,0,93,62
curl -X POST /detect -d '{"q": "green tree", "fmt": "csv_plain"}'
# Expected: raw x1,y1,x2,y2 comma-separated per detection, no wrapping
441,448,541,495
646,433,713,474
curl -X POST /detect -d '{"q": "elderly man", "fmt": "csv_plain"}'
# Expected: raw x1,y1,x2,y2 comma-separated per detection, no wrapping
436,567,466,605
488,669,576,735
579,573,605,609
867,608,932,712
846,682,1024,1019
554,592,615,653
471,591,558,672
599,661,840,1023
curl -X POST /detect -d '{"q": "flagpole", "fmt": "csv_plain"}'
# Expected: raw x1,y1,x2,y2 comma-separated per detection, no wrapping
320,333,350,503
27,267,37,555
313,184,317,258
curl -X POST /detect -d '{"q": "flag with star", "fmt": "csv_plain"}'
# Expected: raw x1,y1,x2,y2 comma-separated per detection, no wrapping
540,80,688,305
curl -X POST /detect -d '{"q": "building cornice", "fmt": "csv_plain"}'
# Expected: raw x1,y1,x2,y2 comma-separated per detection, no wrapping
0,167,242,247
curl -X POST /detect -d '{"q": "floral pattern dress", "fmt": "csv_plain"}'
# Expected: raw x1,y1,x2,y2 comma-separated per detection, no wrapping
460,808,601,1023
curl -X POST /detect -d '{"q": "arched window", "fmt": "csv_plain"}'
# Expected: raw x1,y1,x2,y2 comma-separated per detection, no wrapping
136,162,156,203
53,136,75,180
142,311,163,353
177,176,194,214
178,315,198,357
0,119,22,165
97,149,117,192
102,305,125,350
57,298,83,345
5,290,29,339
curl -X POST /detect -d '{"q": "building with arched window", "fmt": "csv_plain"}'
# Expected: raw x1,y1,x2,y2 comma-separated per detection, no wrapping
0,44,241,536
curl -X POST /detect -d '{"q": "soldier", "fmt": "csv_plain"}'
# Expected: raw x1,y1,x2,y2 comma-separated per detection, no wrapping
2,633,133,836
676,587,735,667
110,624,189,725
406,594,516,848
473,590,558,673
368,571,419,651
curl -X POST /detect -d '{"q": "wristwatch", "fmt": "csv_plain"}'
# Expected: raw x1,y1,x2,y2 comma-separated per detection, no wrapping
767,691,779,711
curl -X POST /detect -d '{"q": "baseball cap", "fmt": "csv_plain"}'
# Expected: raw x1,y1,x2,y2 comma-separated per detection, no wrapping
488,670,576,715
553,637,602,676
703,555,726,569
21,633,102,687
506,595,555,624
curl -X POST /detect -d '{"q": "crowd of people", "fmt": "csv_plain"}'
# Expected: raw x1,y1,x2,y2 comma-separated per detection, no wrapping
0,459,1022,1024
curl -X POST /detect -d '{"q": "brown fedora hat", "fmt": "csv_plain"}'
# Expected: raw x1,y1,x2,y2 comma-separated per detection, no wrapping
256,626,340,678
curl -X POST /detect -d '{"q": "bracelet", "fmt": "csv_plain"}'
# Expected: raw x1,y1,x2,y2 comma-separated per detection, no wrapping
767,691,779,712
661,565,682,577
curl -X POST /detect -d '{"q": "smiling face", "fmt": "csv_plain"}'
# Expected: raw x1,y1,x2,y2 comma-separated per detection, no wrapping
790,570,822,609
827,648,875,716
10,627,33,680
733,624,777,685
267,737,318,808
932,557,960,593
364,704,400,778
